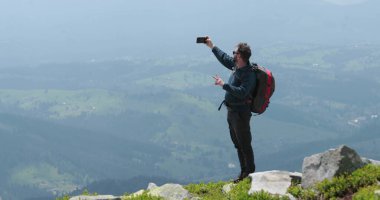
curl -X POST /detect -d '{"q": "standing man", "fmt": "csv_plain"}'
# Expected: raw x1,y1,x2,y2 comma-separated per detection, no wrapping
205,37,256,183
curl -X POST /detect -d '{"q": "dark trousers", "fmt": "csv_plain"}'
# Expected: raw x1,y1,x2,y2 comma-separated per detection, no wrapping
227,109,255,174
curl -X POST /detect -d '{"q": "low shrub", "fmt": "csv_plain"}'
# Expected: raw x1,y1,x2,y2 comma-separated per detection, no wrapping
185,181,227,200
353,185,380,200
186,178,289,200
288,185,317,200
288,164,380,200
122,191,164,200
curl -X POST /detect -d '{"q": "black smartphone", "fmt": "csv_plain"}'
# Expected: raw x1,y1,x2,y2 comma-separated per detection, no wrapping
196,37,207,43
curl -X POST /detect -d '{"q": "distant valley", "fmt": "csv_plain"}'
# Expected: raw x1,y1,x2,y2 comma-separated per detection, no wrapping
0,44,379,199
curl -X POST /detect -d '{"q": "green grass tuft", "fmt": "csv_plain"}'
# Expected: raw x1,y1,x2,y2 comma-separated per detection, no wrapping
55,195,70,200
353,185,380,200
185,178,289,200
288,164,380,200
121,191,164,200
184,181,226,200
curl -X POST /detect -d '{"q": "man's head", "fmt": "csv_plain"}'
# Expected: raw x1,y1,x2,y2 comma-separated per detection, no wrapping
233,43,251,65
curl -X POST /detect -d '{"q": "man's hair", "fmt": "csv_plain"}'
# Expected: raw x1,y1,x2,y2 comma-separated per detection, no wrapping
236,43,251,63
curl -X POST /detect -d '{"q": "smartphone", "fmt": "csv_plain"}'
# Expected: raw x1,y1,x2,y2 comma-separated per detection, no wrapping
196,37,207,43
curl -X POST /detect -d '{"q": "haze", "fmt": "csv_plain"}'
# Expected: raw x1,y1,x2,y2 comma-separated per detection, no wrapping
1,0,379,67
1,1,380,199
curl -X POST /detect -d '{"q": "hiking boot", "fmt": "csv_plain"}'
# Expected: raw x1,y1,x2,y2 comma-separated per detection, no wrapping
233,172,250,183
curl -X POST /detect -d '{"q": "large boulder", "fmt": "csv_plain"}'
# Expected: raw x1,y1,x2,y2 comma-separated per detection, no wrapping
301,145,365,188
148,183,193,200
248,170,302,196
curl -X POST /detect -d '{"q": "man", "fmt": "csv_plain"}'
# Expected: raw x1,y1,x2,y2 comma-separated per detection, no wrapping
205,37,256,183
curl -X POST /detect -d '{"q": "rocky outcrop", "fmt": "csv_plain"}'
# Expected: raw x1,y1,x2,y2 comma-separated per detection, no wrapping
248,170,301,196
301,145,365,188
68,145,379,200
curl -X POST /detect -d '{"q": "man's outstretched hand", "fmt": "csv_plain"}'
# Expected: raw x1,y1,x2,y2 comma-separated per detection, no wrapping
213,75,224,87
205,36,214,49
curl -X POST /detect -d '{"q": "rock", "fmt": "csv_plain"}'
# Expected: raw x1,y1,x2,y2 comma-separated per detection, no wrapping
370,159,380,166
131,189,144,196
69,195,121,200
375,190,380,197
147,182,158,190
248,170,302,196
362,157,380,166
286,194,297,200
302,145,364,188
222,183,235,193
148,183,192,200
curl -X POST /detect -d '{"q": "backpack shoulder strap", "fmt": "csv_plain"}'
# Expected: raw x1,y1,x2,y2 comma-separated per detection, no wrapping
251,63,259,71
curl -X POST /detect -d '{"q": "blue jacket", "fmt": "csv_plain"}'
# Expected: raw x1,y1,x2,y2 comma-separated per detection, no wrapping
212,46,256,111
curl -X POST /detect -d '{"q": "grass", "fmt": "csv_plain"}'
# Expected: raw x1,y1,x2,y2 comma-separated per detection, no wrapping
353,185,380,200
288,164,380,200
56,178,288,200
56,164,380,199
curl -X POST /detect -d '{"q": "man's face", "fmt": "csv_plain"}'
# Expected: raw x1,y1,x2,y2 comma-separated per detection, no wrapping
233,48,240,63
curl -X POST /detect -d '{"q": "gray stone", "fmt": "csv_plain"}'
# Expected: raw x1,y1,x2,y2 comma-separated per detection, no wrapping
286,194,297,200
361,157,371,164
147,182,158,190
375,190,380,197
222,183,235,194
302,145,364,188
248,170,301,195
372,160,380,166
148,183,192,200
69,195,121,200
362,157,380,166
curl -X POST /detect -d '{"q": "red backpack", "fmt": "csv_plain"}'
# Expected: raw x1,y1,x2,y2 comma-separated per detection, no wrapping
248,64,275,114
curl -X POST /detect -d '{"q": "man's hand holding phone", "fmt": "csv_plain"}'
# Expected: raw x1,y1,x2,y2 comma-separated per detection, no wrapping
196,36,214,49
196,37,207,43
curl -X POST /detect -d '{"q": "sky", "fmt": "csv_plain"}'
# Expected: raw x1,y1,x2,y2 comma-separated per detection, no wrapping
0,0,379,67
322,0,369,5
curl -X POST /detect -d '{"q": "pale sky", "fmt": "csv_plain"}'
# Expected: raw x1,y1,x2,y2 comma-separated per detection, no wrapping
0,0,378,67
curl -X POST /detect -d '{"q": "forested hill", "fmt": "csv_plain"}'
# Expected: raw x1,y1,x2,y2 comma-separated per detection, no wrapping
0,44,379,199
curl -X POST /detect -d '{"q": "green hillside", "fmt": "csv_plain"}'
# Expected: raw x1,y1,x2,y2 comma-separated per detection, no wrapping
0,44,379,199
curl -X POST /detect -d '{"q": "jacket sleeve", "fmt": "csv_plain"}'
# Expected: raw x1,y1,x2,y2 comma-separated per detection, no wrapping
223,71,256,100
212,46,235,70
